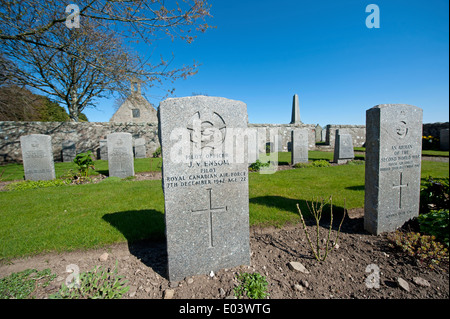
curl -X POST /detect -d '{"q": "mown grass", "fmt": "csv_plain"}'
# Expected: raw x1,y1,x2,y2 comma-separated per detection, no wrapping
0,152,448,260
0,157,162,181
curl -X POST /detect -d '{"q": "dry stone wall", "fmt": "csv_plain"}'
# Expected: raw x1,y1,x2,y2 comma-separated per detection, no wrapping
0,121,159,163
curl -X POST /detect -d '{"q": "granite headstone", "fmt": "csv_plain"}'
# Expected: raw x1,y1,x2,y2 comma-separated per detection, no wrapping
134,137,146,158
364,104,423,235
440,128,449,151
62,140,76,162
20,134,55,181
99,139,108,160
333,130,354,164
291,128,308,165
107,132,134,178
158,95,251,281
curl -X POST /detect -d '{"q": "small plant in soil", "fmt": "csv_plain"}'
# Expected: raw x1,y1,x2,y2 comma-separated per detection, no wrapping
387,231,449,269
0,268,56,299
296,196,346,262
50,261,129,299
234,272,269,299
73,151,95,178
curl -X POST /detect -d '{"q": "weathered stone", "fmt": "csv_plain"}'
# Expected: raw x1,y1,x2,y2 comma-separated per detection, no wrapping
333,130,354,164
163,289,175,299
315,124,322,143
62,140,76,162
20,134,55,181
99,139,108,160
159,96,251,282
99,252,109,262
134,137,146,158
397,277,410,292
291,128,308,165
440,128,449,151
107,132,134,178
364,104,423,235
287,261,310,274
413,277,430,287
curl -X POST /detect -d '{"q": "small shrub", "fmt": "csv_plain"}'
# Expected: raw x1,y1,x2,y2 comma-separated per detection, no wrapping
234,272,269,299
296,196,346,261
293,162,311,168
152,146,161,158
73,151,95,177
422,135,440,150
420,177,449,213
4,179,70,191
387,231,449,269
418,209,449,247
50,261,129,299
0,268,56,299
249,159,270,172
293,160,331,169
310,160,331,167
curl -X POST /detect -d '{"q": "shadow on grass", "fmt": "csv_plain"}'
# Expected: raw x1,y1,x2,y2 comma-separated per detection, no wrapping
250,195,366,235
346,185,365,191
102,209,168,279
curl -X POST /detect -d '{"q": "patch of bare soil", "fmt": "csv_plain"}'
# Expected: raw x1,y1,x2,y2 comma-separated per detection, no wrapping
0,216,448,301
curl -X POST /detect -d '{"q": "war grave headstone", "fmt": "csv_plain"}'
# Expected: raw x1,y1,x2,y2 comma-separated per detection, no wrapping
440,128,449,151
315,124,322,143
62,140,76,162
99,139,108,160
20,134,55,181
158,95,251,281
134,137,146,158
333,130,354,164
107,132,134,178
291,128,308,165
364,104,423,235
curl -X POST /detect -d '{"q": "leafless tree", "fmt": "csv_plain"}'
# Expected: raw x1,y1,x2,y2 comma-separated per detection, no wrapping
0,0,212,121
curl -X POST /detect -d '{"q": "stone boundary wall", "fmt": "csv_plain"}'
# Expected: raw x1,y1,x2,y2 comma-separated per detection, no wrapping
248,123,316,152
0,121,159,164
325,125,367,148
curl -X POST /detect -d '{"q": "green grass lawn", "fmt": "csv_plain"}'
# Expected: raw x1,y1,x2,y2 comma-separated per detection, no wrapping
0,157,163,181
0,152,448,260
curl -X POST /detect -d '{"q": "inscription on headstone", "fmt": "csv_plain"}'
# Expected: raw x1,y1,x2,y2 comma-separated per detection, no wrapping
20,134,55,181
107,132,134,178
158,96,251,281
364,104,423,235
291,128,308,165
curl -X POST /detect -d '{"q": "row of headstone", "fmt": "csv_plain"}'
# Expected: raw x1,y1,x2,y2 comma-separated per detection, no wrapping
19,133,137,180
18,98,427,283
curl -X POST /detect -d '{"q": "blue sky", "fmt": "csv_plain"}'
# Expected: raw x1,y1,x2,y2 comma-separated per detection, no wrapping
85,0,449,127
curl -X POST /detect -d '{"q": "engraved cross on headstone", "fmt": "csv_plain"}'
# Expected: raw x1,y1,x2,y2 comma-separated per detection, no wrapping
392,172,408,209
190,188,227,248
